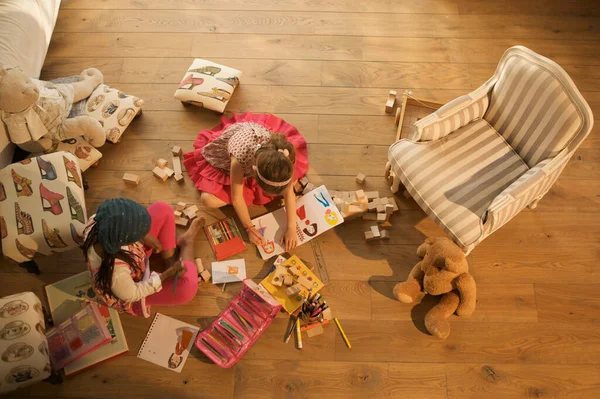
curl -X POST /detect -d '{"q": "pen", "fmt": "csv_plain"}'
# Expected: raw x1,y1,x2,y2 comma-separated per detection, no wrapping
295,318,302,350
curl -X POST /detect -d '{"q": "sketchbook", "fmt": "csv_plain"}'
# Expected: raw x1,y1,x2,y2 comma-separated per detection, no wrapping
251,185,344,259
137,313,199,373
211,258,246,284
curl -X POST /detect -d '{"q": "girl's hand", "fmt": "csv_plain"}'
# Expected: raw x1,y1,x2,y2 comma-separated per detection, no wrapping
143,234,162,254
161,261,186,282
247,227,266,247
283,227,298,251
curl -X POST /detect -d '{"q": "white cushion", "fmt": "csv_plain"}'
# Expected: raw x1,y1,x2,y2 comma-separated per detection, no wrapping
174,59,241,113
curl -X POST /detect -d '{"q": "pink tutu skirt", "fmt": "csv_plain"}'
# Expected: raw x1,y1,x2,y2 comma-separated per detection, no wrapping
183,112,309,206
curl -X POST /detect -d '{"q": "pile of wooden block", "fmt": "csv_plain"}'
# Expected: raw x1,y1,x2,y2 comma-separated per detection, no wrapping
329,189,398,225
364,224,390,242
151,146,184,183
173,202,199,227
195,258,211,283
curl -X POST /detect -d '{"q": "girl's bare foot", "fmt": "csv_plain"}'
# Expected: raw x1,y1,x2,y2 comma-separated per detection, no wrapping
177,217,205,248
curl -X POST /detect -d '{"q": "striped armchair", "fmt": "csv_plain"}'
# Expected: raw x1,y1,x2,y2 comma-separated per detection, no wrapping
387,46,594,254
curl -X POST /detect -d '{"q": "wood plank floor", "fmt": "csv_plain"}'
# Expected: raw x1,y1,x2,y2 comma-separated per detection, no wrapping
2,0,600,397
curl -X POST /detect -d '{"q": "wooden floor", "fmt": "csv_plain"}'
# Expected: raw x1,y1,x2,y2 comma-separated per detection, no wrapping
2,0,600,397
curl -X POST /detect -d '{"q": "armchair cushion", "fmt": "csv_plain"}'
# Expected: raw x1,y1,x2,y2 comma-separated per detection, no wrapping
388,119,528,251
484,53,584,167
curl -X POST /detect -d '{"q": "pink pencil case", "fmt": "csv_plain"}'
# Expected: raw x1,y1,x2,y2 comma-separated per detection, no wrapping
46,303,112,370
195,279,281,368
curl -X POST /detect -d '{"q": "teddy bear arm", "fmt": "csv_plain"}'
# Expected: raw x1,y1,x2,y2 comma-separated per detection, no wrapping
72,68,104,102
393,262,424,304
425,291,460,340
60,116,106,147
455,273,477,317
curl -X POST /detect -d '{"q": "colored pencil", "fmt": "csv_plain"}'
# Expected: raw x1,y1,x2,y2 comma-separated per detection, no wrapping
222,220,232,240
219,221,229,240
226,218,236,238
220,320,244,340
231,218,242,238
201,338,226,361
295,318,303,350
334,318,351,349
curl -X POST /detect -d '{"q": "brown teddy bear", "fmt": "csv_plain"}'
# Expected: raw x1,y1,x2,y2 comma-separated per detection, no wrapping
393,237,476,339
0,66,106,153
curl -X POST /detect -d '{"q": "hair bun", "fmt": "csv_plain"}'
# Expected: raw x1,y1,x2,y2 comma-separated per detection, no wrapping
278,148,290,158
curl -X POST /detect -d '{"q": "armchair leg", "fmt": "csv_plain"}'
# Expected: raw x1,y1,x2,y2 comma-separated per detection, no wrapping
527,198,540,210
19,260,41,275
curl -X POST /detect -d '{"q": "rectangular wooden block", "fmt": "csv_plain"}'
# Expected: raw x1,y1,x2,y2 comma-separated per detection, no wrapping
172,156,184,182
306,325,324,338
366,191,379,200
370,225,381,238
385,204,394,215
122,173,140,186
380,230,390,240
388,197,399,212
367,202,377,212
184,205,199,219
175,216,189,226
348,205,363,214
297,276,312,289
377,213,387,223
373,198,382,206
271,266,287,287
286,284,301,296
284,275,293,286
195,258,205,274
380,197,390,205
355,173,366,184
385,90,397,113
176,202,187,211
152,166,168,181
355,189,366,201
163,167,175,178
156,158,168,168
362,213,377,221
174,174,184,183
172,146,183,156
200,270,211,282
174,210,182,217
376,204,386,213
364,231,376,241
333,197,344,210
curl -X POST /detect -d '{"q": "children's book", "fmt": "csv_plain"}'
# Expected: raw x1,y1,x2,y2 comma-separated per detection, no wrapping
137,313,199,373
45,272,129,376
46,303,112,370
204,217,247,260
251,185,343,259
211,259,246,284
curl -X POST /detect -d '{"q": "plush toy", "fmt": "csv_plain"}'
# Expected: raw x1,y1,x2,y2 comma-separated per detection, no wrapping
0,66,106,153
393,237,476,339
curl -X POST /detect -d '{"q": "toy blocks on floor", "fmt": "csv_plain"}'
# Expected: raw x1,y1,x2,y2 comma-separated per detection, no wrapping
195,258,205,275
385,90,397,113
286,284,301,296
355,173,366,184
156,158,168,168
152,166,169,181
172,156,184,182
200,270,211,282
172,146,183,156
122,173,140,186
176,202,187,211
175,216,189,227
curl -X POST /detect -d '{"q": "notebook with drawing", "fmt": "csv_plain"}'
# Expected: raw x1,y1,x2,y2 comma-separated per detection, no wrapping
137,313,199,373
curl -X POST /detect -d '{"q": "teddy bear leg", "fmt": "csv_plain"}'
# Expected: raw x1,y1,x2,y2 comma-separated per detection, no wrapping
425,291,460,339
416,238,433,258
72,68,104,102
393,262,425,303
60,116,106,147
455,273,477,317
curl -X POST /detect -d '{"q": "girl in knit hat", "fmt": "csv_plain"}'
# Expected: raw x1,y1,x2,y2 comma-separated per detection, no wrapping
183,113,309,251
81,199,203,317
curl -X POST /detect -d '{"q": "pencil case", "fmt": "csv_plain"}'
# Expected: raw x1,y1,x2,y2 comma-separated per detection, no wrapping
195,279,281,368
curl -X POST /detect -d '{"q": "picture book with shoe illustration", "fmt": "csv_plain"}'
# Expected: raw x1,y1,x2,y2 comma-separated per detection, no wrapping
251,185,343,260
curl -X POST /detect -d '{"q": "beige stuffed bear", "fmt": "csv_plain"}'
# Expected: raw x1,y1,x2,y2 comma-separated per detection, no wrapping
0,67,106,152
393,237,476,339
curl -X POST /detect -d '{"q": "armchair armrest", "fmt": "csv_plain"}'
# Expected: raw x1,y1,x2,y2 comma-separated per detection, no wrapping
412,86,491,142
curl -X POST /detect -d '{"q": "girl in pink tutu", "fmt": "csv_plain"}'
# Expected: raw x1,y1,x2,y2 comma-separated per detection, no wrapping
183,113,309,251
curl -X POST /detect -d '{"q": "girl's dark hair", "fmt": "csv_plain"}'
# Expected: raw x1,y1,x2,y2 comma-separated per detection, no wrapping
82,223,143,297
255,133,296,195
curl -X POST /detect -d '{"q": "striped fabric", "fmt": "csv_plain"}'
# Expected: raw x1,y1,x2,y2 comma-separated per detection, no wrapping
389,119,529,251
417,94,489,142
484,55,583,167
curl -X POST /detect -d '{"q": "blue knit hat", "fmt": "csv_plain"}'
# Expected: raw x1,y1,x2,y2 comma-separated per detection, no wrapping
95,198,151,255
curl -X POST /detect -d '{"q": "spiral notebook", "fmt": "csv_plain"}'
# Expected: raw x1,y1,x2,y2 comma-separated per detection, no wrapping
137,313,199,373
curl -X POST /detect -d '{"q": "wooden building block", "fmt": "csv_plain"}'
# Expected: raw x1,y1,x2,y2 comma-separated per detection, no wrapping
348,205,363,214
200,270,211,282
385,90,397,113
271,266,287,287
388,197,399,212
385,204,394,215
297,276,312,289
377,213,387,223
366,191,379,200
175,216,189,227
288,266,301,276
195,258,205,274
380,197,390,205
364,231,376,241
362,213,377,221
367,202,377,212
284,275,293,286
370,225,381,238
286,284,301,296
122,173,140,186
372,198,382,205
376,204,386,213
306,325,324,338
163,167,175,178
174,210,182,217
172,146,183,156
355,173,366,184
183,205,199,220
156,158,168,168
176,202,187,211
152,166,168,181
380,230,390,240
333,197,344,210
172,156,184,182
302,182,315,195
355,190,366,201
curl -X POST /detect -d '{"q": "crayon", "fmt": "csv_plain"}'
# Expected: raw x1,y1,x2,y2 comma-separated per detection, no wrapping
295,318,302,350
220,320,244,340
201,338,227,361
334,318,351,349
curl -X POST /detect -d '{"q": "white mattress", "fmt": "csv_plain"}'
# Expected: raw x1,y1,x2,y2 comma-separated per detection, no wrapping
0,0,61,167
